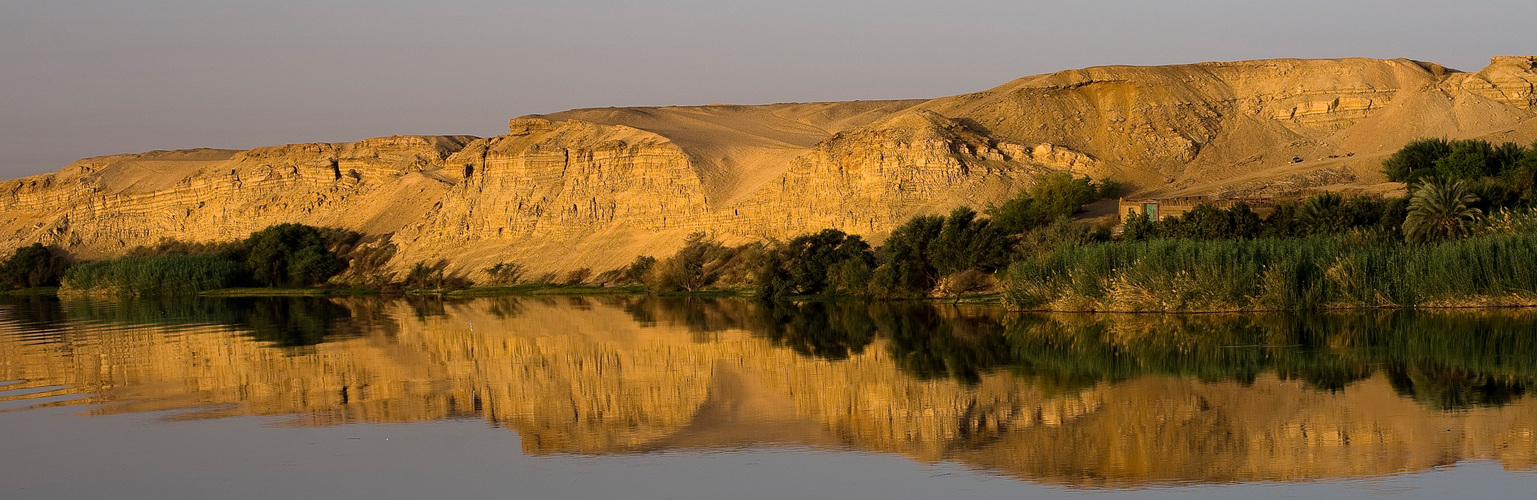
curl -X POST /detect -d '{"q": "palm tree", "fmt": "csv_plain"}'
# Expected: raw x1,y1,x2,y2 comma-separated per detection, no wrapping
1403,179,1481,243
1299,193,1349,234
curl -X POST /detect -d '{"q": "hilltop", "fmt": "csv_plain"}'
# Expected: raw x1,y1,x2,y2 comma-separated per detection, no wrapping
3,56,1536,278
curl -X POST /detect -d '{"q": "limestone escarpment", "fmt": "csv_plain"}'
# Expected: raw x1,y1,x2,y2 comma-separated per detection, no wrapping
1453,56,1537,109
722,110,1055,237
0,136,474,259
4,56,1537,275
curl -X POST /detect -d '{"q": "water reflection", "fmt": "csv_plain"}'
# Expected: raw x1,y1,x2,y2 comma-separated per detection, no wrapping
59,296,392,346
1,295,1536,486
624,299,1537,408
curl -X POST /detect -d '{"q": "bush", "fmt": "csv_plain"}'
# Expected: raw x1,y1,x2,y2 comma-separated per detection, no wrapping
618,256,657,285
563,267,592,285
936,269,993,299
1383,138,1452,183
484,262,526,285
987,172,1113,234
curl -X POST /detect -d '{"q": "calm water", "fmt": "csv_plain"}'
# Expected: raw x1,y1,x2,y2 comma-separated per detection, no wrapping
2,295,1536,499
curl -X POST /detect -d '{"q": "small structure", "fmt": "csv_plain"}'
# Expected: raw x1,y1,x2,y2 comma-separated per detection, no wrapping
1118,196,1278,221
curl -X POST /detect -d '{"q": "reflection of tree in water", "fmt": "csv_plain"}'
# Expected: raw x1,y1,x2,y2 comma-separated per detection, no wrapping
1006,311,1537,410
406,295,450,320
58,295,392,347
622,296,770,343
483,297,524,320
757,301,876,361
878,303,1010,385
0,294,68,334
612,296,1537,410
1387,363,1527,410
240,297,357,347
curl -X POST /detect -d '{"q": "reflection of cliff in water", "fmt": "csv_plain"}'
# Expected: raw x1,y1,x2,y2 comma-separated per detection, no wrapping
1,295,1536,486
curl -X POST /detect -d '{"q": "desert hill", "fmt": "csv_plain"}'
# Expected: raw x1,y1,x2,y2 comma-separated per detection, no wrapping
3,56,1536,278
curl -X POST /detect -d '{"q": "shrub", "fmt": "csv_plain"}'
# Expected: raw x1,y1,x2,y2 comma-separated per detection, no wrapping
484,262,526,285
563,267,592,285
936,269,993,300
1382,138,1452,183
618,256,657,285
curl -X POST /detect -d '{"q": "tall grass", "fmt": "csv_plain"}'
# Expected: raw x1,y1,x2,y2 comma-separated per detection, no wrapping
1001,233,1537,312
61,255,247,296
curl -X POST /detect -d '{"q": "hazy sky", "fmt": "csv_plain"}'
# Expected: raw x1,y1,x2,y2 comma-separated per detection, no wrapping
2,0,1533,179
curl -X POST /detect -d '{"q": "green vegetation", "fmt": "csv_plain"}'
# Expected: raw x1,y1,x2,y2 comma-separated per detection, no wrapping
1404,179,1481,243
743,172,1118,301
58,223,361,296
243,223,344,287
0,243,71,290
62,255,248,296
1001,233,1537,312
758,229,874,297
992,138,1537,311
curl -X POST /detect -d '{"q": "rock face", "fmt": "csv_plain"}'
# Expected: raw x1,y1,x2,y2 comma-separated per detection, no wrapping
4,57,1537,276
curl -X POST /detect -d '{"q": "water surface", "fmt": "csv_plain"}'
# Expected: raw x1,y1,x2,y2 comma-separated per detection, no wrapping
2,295,1535,498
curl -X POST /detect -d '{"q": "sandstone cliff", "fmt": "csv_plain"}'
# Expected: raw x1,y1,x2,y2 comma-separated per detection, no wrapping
4,56,1537,276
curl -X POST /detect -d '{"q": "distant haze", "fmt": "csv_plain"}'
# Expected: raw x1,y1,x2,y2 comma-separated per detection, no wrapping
2,0,1533,179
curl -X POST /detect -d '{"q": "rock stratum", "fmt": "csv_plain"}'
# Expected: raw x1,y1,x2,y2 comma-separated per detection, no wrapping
5,56,1537,276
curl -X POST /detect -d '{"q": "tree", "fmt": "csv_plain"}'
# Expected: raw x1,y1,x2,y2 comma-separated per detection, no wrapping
1027,172,1100,222
1019,216,1099,257
1228,202,1263,239
1433,143,1495,181
1382,138,1452,183
1163,203,1233,239
987,172,1110,234
1403,179,1482,244
243,223,344,287
758,229,874,298
0,243,71,289
1298,193,1351,235
618,256,656,285
647,233,730,292
928,206,1012,275
870,215,944,297
1120,209,1157,241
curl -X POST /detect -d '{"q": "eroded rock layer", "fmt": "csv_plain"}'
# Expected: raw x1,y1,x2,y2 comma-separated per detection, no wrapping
4,57,1537,275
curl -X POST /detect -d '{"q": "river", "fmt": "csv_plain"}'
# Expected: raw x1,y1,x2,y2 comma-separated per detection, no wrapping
2,295,1534,498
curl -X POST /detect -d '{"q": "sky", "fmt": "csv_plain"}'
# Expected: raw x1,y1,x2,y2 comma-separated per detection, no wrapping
2,0,1534,179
